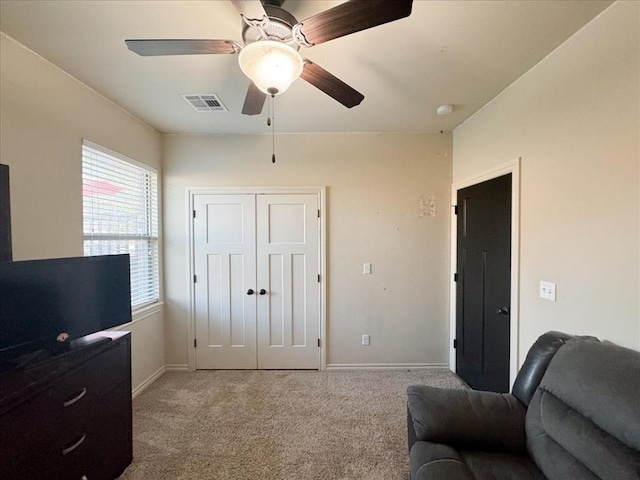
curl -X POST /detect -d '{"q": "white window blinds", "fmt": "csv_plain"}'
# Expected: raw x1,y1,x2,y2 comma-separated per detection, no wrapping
82,141,159,310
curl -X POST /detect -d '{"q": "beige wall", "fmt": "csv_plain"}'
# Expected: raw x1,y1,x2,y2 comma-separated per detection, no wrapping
163,132,452,368
0,34,166,393
453,1,640,360
6,1,632,382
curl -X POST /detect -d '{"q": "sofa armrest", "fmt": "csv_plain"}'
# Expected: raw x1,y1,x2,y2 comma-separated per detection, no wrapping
410,441,476,480
407,385,527,454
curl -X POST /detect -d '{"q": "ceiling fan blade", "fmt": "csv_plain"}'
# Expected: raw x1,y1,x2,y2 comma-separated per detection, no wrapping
300,61,364,109
125,39,237,56
296,0,413,46
230,0,268,22
242,82,267,115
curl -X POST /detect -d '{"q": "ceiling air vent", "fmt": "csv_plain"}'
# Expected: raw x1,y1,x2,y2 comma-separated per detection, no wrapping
181,94,228,112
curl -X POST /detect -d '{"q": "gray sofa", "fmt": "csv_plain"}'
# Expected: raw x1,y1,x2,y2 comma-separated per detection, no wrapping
406,331,640,480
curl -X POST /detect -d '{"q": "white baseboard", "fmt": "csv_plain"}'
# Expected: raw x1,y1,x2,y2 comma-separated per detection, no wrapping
325,363,449,371
132,365,166,399
165,363,190,371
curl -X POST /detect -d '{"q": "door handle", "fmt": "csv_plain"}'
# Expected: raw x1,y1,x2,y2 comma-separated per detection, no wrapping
497,307,510,316
259,289,267,295
247,289,255,295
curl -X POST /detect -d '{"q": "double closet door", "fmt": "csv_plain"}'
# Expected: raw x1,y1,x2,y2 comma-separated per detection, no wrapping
193,193,320,369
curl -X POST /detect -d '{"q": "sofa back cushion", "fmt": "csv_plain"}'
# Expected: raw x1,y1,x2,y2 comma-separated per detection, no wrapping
512,331,572,406
526,337,640,480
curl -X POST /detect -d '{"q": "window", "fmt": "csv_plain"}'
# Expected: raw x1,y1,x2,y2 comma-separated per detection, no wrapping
82,141,159,310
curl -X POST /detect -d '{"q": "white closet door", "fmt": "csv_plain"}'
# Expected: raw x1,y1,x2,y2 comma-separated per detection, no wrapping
256,194,320,369
193,194,257,369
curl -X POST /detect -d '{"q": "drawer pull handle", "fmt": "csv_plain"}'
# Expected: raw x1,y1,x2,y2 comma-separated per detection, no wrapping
62,433,86,456
63,387,87,407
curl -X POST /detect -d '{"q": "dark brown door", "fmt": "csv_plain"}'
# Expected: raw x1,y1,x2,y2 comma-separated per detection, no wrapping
456,174,511,393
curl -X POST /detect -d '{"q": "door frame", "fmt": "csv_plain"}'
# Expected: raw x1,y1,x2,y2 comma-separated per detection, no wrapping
186,186,327,372
449,159,521,388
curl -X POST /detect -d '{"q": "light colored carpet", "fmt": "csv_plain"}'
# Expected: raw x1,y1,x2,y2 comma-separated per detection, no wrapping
120,369,465,480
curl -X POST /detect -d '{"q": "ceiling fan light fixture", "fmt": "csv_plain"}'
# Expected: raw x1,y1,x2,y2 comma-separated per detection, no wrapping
238,40,303,96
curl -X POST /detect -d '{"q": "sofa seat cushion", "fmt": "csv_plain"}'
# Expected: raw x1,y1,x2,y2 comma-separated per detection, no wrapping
459,450,546,480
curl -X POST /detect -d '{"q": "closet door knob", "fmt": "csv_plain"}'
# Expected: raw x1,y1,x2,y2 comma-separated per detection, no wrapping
247,289,255,295
259,289,267,295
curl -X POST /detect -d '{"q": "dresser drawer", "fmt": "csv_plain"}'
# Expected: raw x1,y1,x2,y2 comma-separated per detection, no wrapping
0,387,66,477
1,382,130,480
51,337,128,409
0,334,131,480
67,381,132,480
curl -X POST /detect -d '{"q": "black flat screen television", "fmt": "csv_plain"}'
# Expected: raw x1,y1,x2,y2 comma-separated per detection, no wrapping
0,254,131,370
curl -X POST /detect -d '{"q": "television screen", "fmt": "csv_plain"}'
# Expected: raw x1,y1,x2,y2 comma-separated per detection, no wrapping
0,254,132,353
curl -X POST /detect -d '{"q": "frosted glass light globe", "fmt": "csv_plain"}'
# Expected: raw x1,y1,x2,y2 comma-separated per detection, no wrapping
238,40,303,95
436,104,454,116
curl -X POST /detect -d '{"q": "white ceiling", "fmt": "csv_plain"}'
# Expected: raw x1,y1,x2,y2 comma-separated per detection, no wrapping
0,0,612,135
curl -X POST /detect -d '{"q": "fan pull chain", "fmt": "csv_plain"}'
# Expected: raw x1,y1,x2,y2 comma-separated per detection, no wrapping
267,97,271,127
269,95,276,163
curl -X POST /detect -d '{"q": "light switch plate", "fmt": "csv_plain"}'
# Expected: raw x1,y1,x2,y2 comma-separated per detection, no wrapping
363,263,372,274
540,281,557,301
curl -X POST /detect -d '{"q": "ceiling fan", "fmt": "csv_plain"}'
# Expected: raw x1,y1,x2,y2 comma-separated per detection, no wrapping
125,0,413,116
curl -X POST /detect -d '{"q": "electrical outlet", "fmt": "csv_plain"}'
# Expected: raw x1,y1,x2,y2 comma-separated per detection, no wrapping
540,281,557,301
362,334,370,346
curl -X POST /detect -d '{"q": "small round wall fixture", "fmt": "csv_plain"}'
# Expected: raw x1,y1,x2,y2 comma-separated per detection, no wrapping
436,104,454,116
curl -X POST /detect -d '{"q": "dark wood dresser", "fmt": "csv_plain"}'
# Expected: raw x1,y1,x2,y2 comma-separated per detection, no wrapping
0,331,132,480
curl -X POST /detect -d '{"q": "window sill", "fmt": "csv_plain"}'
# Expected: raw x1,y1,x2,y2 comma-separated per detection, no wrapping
112,301,164,329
